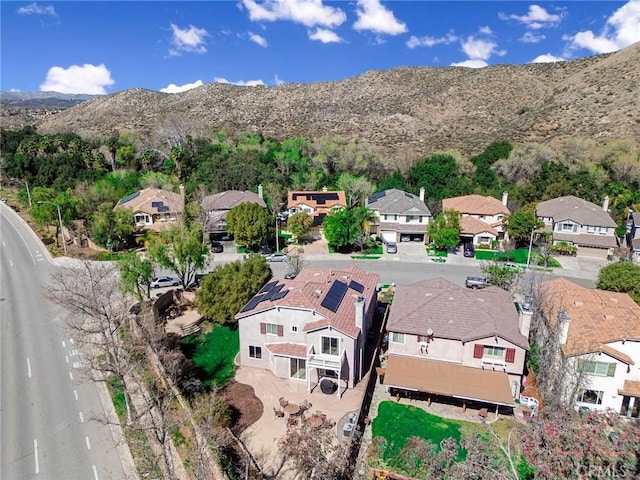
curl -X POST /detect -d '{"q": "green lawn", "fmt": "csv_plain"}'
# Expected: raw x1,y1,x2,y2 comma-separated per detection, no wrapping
475,247,562,268
106,375,127,421
372,401,478,462
181,325,239,387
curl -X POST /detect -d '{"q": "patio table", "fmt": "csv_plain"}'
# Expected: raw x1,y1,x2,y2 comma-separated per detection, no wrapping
308,415,323,428
284,403,300,415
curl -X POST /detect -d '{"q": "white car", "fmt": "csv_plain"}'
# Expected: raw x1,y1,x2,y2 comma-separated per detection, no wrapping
265,253,288,262
150,276,181,288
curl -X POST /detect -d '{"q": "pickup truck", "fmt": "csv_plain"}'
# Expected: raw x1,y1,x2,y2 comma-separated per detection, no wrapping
465,276,490,289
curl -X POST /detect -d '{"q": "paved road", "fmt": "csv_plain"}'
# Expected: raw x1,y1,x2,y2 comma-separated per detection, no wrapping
0,205,127,480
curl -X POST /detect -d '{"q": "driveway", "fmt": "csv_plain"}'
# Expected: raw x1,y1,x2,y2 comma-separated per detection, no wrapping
386,241,426,260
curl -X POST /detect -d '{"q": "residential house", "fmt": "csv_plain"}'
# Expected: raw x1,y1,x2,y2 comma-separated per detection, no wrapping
201,186,267,240
383,278,530,412
535,195,618,258
626,211,640,262
236,266,379,394
442,193,510,246
366,188,432,243
287,189,346,231
114,187,184,230
541,278,640,417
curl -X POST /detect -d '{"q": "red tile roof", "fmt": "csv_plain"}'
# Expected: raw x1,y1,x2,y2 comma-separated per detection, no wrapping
265,343,308,358
443,195,510,216
459,216,499,236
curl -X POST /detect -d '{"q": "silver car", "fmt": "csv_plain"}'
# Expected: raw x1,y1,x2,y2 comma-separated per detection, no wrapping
265,253,288,262
150,276,181,288
386,241,398,254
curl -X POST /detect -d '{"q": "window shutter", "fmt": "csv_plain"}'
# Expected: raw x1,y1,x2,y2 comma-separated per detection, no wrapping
505,348,516,363
473,344,483,359
607,363,616,377
260,323,266,334
417,335,422,342
277,325,284,337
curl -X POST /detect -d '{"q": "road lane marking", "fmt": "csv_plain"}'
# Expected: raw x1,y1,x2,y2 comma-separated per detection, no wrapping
74,390,79,400
65,356,69,363
62,341,66,348
70,338,74,345
93,465,99,480
79,411,84,423
9,259,13,267
2,240,5,246
34,438,39,474
3,214,37,265
85,436,91,450
27,357,32,378
69,371,74,380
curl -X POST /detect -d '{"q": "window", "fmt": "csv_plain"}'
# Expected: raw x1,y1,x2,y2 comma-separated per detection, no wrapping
578,389,604,405
406,215,416,222
383,214,388,221
483,346,505,358
599,227,608,234
583,361,616,377
291,325,298,333
266,323,279,335
321,336,339,355
587,225,596,233
290,358,306,379
249,346,262,359
559,222,577,233
391,332,405,344
319,369,337,378
419,216,423,223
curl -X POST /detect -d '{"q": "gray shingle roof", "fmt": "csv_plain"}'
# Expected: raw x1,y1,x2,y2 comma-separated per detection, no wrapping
366,189,432,216
387,278,529,350
536,196,616,227
201,190,266,212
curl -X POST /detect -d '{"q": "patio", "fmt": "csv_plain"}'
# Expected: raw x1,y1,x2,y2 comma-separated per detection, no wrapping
235,366,367,479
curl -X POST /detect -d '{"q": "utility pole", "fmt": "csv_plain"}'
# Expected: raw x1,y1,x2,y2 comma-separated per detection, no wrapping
38,200,67,255
526,227,535,269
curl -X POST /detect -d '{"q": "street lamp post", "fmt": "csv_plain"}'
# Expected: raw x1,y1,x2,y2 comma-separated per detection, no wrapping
526,227,535,269
38,200,67,255
275,202,285,253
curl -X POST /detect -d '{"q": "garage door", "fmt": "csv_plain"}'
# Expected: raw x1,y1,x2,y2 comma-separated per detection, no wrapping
577,246,609,259
382,231,397,243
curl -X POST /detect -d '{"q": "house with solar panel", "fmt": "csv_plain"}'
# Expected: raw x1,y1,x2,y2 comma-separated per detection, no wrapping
366,188,432,243
286,189,346,233
236,266,379,395
114,187,185,230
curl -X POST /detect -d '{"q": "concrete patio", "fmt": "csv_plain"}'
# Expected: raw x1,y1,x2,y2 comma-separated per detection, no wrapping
235,366,367,479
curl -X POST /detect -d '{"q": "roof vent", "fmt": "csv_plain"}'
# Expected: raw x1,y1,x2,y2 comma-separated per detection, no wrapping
609,297,618,303
574,301,583,307
449,297,455,301
477,298,485,303
313,289,322,298
603,314,614,321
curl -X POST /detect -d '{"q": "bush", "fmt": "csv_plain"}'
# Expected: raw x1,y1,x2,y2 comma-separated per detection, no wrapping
549,242,577,256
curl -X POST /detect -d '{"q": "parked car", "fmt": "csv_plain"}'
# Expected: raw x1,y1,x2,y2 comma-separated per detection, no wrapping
400,236,411,242
465,276,490,289
386,241,398,254
463,243,475,257
284,271,297,279
151,276,181,288
210,241,224,253
265,253,288,262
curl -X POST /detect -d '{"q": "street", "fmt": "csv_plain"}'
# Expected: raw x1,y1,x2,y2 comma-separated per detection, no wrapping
0,204,128,480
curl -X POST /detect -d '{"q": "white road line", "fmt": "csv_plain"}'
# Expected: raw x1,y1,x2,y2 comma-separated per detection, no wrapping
85,436,91,450
79,411,84,423
9,259,13,267
69,371,74,380
65,356,69,363
27,357,32,378
34,438,39,474
2,240,5,246
92,464,99,480
74,390,79,400
62,341,66,348
70,338,74,345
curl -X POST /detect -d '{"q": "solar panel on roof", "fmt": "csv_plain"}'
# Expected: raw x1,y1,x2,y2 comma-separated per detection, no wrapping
240,296,263,313
320,280,349,312
368,191,386,203
120,191,140,204
271,290,288,301
258,281,278,294
151,201,163,208
158,205,170,212
349,280,365,293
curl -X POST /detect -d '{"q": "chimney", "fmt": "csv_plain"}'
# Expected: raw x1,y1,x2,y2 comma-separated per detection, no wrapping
258,184,263,200
502,191,508,207
602,195,609,212
557,309,570,345
355,296,366,333
419,187,425,202
519,299,533,339
179,184,185,204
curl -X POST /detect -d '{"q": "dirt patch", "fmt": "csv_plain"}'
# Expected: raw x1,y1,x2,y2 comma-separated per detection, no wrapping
220,381,263,434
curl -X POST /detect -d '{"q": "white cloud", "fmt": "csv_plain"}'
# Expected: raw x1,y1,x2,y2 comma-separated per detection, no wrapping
478,26,493,35
531,54,566,63
406,32,457,49
567,0,640,54
353,0,407,35
248,32,268,47
241,0,346,28
17,3,56,16
499,5,561,29
520,31,545,44
214,77,265,87
169,24,209,56
40,63,114,94
451,59,488,68
274,74,285,85
160,80,204,93
308,28,344,43
461,36,498,61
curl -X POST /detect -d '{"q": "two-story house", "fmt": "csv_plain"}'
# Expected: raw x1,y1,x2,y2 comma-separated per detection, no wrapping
383,278,530,412
114,186,184,230
542,278,640,417
365,188,432,243
626,211,640,263
442,193,510,246
236,266,379,395
287,189,346,231
201,186,267,241
535,195,618,258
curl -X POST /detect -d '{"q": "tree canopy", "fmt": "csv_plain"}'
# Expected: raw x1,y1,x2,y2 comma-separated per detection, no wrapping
286,212,314,241
504,208,544,246
226,202,272,248
427,210,460,250
596,261,640,304
322,206,374,251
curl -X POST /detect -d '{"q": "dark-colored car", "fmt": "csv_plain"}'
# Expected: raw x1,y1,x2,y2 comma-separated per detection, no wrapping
284,271,297,280
463,243,475,257
210,241,224,253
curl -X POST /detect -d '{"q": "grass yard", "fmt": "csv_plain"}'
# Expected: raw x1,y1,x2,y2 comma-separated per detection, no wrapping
475,247,562,268
106,375,127,421
181,325,239,387
372,401,481,462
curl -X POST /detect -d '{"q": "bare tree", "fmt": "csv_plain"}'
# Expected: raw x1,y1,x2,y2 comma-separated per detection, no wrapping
286,254,306,277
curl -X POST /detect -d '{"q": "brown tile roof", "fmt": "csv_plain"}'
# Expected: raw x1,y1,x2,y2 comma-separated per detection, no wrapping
536,195,616,227
115,188,183,215
598,345,634,365
443,195,510,216
542,278,640,358
618,380,640,397
384,355,515,406
552,232,618,248
265,343,307,358
287,190,346,210
459,216,499,236
235,266,379,339
387,278,528,349
201,190,266,212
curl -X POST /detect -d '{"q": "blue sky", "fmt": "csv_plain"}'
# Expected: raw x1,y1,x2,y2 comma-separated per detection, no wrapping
1,1,639,94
